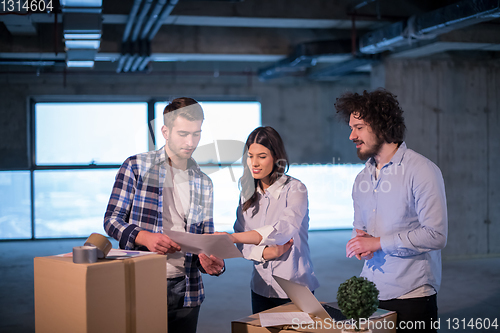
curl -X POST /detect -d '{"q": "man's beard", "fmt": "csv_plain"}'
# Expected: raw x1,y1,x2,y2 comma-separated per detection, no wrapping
167,139,193,160
356,136,384,160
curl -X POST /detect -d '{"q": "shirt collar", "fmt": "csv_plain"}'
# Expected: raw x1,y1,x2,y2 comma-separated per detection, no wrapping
257,174,288,200
366,141,407,169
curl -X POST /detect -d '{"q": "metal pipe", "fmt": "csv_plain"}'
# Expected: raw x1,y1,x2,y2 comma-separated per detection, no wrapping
54,9,58,56
0,69,257,77
141,0,167,40
122,0,143,42
351,14,356,56
137,56,151,71
360,0,500,54
123,54,137,72
148,0,179,40
0,61,57,66
131,0,154,42
115,54,129,73
351,0,378,11
130,55,145,72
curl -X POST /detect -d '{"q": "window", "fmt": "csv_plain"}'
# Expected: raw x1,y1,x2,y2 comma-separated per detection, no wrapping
0,100,262,239
33,169,118,238
287,164,364,230
0,171,31,239
1,99,362,240
36,103,148,165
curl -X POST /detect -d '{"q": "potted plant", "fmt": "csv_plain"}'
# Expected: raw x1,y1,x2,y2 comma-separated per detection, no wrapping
337,276,379,332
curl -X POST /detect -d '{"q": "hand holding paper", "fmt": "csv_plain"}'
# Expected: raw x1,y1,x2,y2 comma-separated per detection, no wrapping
199,253,225,275
136,230,181,254
163,230,243,259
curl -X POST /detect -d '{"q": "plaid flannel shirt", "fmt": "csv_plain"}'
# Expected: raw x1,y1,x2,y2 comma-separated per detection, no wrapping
104,147,214,307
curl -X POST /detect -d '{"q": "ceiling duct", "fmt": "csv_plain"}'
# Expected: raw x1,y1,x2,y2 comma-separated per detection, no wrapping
360,0,500,54
61,0,103,68
308,56,379,80
258,40,352,81
303,0,500,80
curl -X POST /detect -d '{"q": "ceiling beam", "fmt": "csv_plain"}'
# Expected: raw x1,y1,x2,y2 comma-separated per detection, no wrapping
1,13,386,30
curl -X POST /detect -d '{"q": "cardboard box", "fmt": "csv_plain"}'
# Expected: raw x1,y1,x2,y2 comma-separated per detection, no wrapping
232,302,396,333
34,254,167,333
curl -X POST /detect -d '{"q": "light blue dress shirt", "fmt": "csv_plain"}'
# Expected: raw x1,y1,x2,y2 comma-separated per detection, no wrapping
234,175,320,299
352,142,448,300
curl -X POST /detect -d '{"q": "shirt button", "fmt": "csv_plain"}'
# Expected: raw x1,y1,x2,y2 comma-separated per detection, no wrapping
373,209,375,212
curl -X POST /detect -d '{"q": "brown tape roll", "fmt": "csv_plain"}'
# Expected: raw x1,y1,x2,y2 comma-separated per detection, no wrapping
84,233,112,258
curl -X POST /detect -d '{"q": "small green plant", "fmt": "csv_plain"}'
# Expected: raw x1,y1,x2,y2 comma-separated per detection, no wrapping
337,276,379,332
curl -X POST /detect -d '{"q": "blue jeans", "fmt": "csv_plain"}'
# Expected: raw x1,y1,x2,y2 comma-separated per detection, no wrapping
167,276,200,333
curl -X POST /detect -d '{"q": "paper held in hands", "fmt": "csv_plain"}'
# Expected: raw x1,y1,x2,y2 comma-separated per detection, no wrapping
164,230,243,259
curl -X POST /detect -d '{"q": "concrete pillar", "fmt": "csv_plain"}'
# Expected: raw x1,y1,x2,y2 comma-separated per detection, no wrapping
0,86,29,169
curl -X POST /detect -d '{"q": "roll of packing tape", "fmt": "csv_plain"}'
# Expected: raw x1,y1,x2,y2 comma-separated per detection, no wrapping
84,233,112,259
73,245,98,264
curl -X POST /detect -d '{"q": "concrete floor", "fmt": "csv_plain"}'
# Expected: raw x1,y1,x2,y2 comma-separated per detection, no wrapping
1,230,499,333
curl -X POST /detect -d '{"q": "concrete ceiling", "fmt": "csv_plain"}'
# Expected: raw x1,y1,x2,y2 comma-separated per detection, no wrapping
0,0,499,80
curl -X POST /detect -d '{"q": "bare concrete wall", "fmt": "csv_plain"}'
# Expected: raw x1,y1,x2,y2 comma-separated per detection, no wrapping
0,85,30,169
379,58,500,257
0,73,367,169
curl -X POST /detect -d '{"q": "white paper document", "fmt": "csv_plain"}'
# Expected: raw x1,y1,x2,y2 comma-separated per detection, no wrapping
164,230,243,259
259,312,314,327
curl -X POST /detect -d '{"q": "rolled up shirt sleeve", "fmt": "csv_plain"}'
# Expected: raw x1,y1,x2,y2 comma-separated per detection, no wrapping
247,245,266,262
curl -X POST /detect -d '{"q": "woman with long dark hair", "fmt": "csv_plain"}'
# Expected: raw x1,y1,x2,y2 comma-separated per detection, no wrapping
228,126,319,314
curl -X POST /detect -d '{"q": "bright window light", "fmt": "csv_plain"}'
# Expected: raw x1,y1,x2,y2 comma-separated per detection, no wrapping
287,164,364,230
34,169,117,238
0,171,31,239
35,102,148,165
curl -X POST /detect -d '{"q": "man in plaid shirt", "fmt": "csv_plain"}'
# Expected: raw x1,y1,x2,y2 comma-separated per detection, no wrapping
104,97,225,333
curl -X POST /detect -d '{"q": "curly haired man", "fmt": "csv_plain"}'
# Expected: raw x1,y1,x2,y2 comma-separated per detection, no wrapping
336,89,448,333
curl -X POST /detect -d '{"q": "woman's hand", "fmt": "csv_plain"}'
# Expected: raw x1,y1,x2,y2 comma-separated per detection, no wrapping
215,230,262,244
214,231,236,243
262,239,294,260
